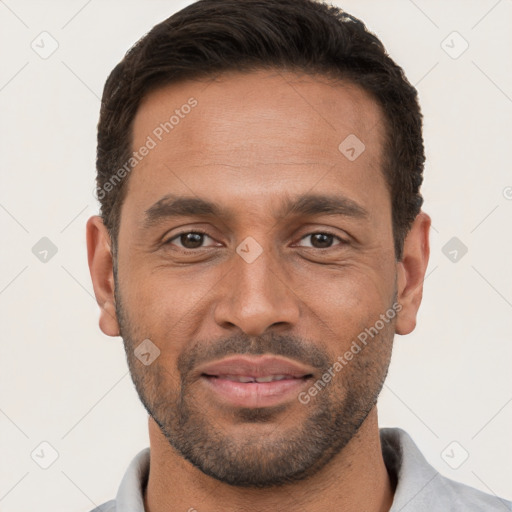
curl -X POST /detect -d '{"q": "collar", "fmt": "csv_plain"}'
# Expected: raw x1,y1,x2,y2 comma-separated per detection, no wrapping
110,427,511,511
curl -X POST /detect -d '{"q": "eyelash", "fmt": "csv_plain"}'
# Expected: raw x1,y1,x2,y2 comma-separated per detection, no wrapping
164,229,348,251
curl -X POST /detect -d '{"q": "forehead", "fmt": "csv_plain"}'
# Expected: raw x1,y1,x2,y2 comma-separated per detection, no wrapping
122,70,388,226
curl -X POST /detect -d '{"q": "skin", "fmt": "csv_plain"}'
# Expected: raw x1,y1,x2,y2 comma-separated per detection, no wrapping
87,70,430,512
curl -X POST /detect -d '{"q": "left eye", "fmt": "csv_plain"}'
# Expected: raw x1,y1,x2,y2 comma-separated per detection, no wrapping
296,232,345,249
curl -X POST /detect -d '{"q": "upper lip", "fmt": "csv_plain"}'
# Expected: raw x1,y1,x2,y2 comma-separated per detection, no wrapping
197,355,315,379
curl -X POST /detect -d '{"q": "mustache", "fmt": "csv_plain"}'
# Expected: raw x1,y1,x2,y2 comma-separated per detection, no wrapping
178,331,331,377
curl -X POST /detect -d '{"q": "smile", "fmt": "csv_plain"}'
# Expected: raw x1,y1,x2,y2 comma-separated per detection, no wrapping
208,374,302,383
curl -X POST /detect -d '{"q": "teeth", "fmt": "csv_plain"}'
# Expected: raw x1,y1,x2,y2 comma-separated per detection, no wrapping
255,375,287,382
224,375,255,383
219,375,290,383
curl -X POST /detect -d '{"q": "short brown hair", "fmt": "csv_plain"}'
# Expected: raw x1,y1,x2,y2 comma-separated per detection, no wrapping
96,0,424,259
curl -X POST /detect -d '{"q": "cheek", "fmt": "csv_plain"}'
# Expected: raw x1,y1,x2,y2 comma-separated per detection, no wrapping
299,267,396,356
125,280,209,361
305,266,393,314
120,270,192,326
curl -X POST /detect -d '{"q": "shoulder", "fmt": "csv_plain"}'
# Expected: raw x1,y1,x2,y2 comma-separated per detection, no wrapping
435,475,512,511
380,427,512,512
85,447,150,512
88,499,116,512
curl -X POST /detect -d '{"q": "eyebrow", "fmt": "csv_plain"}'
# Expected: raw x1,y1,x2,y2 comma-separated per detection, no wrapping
142,192,368,230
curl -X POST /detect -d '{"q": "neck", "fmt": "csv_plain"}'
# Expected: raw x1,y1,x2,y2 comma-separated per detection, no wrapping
143,408,395,512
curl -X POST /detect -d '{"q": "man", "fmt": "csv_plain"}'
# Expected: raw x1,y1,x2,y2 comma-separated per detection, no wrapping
86,0,511,510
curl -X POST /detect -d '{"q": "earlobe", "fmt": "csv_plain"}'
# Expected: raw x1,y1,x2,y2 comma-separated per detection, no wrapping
86,215,120,337
395,212,431,336
99,299,120,337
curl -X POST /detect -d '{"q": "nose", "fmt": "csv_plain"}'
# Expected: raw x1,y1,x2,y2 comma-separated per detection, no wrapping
213,243,300,337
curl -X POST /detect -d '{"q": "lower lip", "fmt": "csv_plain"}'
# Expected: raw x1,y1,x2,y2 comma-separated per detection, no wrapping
201,376,310,408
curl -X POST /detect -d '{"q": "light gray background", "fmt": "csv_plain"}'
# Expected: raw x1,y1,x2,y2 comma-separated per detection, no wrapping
1,0,511,510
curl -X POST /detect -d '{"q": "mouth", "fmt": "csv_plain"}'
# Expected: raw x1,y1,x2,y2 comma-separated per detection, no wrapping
201,374,313,408
205,374,305,383
197,355,314,408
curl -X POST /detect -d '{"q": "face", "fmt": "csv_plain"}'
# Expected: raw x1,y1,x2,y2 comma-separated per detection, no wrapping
88,70,429,487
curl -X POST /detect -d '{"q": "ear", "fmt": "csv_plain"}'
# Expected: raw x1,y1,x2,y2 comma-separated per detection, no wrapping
86,215,120,337
395,211,431,335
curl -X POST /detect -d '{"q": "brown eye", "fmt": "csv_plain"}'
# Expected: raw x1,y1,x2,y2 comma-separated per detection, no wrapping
297,232,345,249
165,231,214,250
179,232,204,249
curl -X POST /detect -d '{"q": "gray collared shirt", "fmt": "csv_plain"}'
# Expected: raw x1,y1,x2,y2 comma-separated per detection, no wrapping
90,427,511,511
